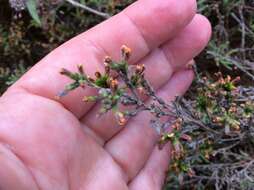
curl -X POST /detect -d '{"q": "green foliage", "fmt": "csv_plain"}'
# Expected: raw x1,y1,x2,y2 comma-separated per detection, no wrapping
5,64,28,86
25,0,41,26
164,74,254,190
0,64,28,93
59,46,153,122
198,0,254,79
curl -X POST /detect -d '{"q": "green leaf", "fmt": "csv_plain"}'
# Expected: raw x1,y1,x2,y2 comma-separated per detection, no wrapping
95,75,109,88
25,0,41,26
66,82,80,91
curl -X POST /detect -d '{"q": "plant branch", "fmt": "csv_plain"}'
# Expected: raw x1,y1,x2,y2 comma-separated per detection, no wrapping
65,0,110,19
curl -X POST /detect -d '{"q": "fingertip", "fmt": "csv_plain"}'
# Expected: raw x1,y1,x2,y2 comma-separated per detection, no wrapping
171,69,195,87
124,0,197,48
157,68,194,103
193,14,212,48
162,13,212,71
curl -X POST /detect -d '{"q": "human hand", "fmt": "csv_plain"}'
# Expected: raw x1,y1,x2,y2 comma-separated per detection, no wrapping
0,0,211,189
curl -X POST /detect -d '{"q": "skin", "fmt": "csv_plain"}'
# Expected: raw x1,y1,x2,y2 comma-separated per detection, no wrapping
0,0,211,189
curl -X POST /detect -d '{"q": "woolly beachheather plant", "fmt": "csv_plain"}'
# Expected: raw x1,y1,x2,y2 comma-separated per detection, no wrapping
58,45,181,131
58,45,190,158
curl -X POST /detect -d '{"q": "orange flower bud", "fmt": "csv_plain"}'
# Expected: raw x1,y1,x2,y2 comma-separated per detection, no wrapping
77,64,84,74
87,76,95,83
225,75,232,82
172,118,182,130
104,56,113,66
137,87,145,94
105,65,110,74
232,76,241,84
229,106,237,113
135,64,145,74
187,169,195,177
213,116,223,123
110,79,118,91
181,134,192,142
83,96,89,102
205,151,210,160
95,71,102,78
116,112,127,126
121,45,132,60
60,68,71,76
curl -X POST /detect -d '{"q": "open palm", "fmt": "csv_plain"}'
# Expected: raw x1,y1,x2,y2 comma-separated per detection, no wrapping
0,0,211,189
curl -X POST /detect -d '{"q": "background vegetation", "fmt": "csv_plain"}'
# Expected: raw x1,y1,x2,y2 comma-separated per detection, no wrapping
0,0,253,189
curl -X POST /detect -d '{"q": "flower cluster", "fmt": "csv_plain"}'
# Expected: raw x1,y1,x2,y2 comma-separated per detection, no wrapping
58,45,175,128
195,73,252,133
165,73,254,188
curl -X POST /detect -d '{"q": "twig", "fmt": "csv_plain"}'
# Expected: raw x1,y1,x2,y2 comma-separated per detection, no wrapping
64,0,110,19
239,5,246,61
231,12,254,37
207,50,254,80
